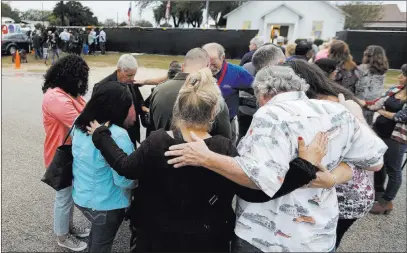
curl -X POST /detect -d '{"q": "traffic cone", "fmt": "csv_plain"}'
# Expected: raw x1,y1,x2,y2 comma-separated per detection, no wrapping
15,50,21,69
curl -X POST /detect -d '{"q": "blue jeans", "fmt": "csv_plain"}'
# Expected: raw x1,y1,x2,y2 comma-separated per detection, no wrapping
51,48,59,65
374,137,407,201
34,48,42,59
54,186,74,236
76,205,125,252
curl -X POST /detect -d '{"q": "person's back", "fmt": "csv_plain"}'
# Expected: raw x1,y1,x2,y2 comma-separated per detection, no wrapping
236,95,386,252
72,124,135,210
356,64,385,101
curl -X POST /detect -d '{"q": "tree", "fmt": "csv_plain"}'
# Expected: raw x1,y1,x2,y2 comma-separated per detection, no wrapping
152,1,187,28
208,1,244,28
338,1,384,29
178,1,204,27
1,2,21,23
20,9,52,21
119,21,128,26
48,14,69,26
34,23,46,31
52,1,99,26
104,18,116,27
134,20,153,27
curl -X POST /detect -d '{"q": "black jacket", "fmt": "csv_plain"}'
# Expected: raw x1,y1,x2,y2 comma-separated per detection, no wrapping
32,34,42,48
92,126,317,251
240,50,255,66
92,71,146,145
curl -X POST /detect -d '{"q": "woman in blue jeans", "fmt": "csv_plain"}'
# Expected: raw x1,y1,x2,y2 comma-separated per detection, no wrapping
72,81,137,252
359,63,407,215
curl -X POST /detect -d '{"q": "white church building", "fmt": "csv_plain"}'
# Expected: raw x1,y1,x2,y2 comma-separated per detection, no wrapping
224,1,347,42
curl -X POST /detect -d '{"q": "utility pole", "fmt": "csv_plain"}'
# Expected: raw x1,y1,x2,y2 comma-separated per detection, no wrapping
60,1,64,26
117,12,119,28
205,0,209,28
42,1,44,26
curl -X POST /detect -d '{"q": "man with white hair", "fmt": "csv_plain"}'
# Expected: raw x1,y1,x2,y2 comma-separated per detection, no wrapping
203,42,254,144
240,36,265,66
93,54,146,146
165,65,387,252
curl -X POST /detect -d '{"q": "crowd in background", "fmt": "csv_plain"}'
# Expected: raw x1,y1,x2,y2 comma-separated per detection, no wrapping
40,33,406,253
29,26,107,65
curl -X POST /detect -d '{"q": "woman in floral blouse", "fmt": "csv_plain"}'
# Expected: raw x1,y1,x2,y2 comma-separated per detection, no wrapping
329,40,360,93
355,45,389,125
359,63,407,215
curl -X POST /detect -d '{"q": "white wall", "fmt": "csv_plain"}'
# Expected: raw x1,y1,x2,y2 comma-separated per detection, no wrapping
225,1,345,41
263,5,301,42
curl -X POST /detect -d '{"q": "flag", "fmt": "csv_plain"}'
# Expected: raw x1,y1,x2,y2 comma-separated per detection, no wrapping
165,1,171,20
128,2,132,23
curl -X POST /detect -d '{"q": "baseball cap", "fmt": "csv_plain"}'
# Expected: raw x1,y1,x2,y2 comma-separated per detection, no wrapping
276,36,284,43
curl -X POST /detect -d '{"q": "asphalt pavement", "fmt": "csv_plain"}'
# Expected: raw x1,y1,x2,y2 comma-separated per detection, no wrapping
1,67,406,252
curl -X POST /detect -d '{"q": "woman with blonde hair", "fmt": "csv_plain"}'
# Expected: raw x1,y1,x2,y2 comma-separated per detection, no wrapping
329,40,360,93
85,68,329,252
285,43,296,58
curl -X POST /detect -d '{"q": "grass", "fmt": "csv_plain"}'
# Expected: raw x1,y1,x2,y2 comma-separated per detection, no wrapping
1,52,240,69
1,52,399,87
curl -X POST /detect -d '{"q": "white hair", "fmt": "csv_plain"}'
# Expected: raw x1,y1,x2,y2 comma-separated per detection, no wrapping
253,66,309,99
117,54,138,71
202,43,225,59
250,36,265,49
252,44,286,72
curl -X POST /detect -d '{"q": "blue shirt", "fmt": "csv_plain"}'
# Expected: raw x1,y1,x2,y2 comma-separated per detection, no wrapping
72,124,136,211
216,61,254,119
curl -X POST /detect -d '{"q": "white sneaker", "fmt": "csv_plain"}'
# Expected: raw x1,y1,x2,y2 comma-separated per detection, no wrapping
57,234,87,252
70,225,91,238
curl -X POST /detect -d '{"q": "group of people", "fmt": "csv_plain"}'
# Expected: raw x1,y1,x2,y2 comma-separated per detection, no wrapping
41,35,406,252
31,27,107,65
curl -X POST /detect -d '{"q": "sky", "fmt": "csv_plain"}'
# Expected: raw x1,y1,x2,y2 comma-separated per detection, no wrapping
6,1,407,25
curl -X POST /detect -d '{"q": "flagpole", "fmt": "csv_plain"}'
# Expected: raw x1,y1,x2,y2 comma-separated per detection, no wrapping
205,0,209,28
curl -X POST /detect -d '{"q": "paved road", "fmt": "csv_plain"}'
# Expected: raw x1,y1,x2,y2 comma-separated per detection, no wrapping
1,67,406,252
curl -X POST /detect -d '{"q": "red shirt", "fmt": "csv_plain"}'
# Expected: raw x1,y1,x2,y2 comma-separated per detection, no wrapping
42,88,86,168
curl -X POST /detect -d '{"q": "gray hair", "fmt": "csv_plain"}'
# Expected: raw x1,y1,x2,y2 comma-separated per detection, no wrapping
253,66,309,99
117,54,138,71
184,48,209,66
172,68,223,130
252,44,286,72
202,42,225,59
250,36,265,49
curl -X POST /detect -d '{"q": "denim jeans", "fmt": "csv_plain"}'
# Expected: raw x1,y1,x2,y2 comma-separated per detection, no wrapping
34,48,42,59
51,49,59,65
374,137,407,201
76,205,126,253
54,186,74,236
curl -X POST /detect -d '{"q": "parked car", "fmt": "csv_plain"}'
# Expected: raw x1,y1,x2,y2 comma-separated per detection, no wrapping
1,33,31,55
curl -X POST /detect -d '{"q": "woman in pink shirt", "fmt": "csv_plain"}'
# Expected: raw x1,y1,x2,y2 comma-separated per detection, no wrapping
42,54,90,251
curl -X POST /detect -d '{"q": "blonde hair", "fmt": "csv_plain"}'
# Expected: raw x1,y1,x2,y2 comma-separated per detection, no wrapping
172,68,223,131
285,43,296,57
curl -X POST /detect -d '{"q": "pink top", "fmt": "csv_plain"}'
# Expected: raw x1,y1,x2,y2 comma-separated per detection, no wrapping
42,87,86,168
315,48,329,61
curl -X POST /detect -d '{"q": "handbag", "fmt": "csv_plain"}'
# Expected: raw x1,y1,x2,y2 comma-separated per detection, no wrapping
41,126,75,191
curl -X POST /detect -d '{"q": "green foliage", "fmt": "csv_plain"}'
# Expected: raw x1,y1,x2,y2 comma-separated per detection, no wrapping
314,39,324,47
52,1,99,26
119,21,128,27
20,9,52,21
1,2,21,23
134,20,153,27
338,1,384,29
104,19,116,27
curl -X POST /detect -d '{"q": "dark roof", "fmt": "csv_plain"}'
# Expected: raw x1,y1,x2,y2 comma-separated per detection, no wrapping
377,4,406,22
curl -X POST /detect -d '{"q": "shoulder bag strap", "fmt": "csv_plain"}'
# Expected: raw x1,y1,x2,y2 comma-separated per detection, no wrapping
62,125,75,145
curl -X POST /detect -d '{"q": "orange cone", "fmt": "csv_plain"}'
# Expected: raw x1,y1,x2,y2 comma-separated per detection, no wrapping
15,50,21,69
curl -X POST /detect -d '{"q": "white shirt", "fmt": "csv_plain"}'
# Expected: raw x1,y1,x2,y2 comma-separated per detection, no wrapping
99,30,106,42
234,91,387,252
59,31,70,41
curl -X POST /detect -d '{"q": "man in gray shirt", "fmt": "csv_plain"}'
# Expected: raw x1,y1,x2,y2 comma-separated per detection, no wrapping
149,48,232,139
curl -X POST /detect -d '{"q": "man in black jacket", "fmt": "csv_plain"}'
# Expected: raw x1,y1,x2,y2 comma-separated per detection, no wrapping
92,54,147,146
149,48,232,139
32,32,42,60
